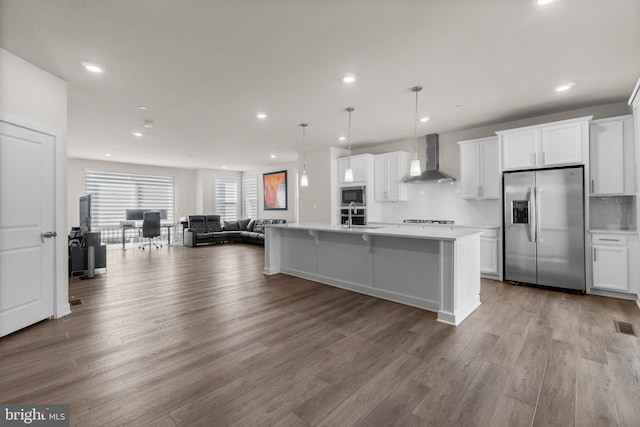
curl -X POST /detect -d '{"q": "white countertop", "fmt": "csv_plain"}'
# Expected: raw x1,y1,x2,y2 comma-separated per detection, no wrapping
589,229,638,235
266,222,482,241
369,221,500,230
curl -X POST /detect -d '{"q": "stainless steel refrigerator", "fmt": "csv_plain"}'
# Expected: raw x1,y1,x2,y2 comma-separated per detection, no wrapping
503,166,585,291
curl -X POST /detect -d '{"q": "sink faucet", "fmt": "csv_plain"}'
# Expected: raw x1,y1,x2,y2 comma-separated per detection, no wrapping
348,201,357,228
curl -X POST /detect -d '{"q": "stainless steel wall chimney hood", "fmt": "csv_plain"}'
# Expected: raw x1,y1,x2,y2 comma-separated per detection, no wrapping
404,134,456,183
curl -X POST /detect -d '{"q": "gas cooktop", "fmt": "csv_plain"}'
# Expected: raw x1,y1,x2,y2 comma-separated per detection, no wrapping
403,219,455,224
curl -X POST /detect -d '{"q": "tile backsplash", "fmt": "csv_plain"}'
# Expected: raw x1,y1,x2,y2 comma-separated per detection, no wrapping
589,196,637,230
380,181,500,226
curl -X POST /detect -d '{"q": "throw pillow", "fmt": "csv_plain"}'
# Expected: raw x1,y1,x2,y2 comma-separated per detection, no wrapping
247,220,255,232
238,218,250,231
207,218,222,232
224,220,240,231
253,219,264,233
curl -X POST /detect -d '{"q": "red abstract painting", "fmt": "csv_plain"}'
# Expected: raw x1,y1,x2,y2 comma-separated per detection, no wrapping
263,170,287,210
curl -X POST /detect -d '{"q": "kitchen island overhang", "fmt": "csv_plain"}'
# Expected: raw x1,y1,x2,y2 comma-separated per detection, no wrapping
264,223,482,326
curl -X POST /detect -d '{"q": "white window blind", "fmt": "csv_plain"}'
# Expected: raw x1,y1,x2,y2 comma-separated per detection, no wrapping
84,169,175,229
215,176,238,221
242,175,258,219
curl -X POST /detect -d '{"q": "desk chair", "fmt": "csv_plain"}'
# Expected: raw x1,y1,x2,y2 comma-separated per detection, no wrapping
139,211,162,249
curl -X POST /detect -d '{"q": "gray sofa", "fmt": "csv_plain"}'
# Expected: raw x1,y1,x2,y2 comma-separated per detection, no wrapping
183,215,286,247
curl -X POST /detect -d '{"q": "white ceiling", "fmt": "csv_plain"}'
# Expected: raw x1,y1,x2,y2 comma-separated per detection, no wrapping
1,0,639,171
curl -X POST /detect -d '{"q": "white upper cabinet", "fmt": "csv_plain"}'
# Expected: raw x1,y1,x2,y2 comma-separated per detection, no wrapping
337,154,373,185
458,136,499,200
497,116,591,171
374,151,408,202
499,129,539,170
589,115,635,195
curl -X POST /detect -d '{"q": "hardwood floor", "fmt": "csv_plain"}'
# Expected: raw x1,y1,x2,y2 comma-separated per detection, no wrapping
1,243,640,426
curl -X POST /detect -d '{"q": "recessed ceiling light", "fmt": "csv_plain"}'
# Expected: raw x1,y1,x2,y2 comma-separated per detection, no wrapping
132,132,143,137
143,121,153,128
270,154,277,159
342,75,357,83
536,0,555,5
83,63,104,73
256,112,268,119
105,153,112,157
419,116,430,122
555,82,575,92
138,105,147,110
338,136,346,141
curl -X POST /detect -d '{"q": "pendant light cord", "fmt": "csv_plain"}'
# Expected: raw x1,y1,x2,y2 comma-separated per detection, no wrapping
301,123,307,171
347,108,353,167
414,89,418,160
411,86,422,161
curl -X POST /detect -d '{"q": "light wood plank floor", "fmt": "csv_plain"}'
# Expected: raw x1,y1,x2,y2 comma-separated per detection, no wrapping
1,244,639,427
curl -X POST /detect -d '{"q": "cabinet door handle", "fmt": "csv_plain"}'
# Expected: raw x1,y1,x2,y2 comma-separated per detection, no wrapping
591,179,595,193
530,152,535,165
541,151,545,165
599,238,620,242
593,248,597,262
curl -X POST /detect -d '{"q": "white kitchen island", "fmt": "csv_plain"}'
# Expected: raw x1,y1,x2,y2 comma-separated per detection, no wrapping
264,223,482,325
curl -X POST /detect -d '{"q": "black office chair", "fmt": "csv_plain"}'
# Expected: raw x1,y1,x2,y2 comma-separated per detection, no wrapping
139,211,162,249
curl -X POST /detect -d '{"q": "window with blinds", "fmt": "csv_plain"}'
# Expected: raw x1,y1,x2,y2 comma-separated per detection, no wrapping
242,175,258,219
84,169,175,230
214,176,239,221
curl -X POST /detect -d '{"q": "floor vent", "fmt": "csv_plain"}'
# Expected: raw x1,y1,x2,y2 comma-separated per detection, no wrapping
614,321,636,336
69,299,83,306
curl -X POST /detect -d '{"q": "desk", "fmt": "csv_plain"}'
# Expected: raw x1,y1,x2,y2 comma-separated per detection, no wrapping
121,224,176,250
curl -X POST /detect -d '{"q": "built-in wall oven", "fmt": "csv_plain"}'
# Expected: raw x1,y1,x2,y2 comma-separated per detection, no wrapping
340,186,366,225
340,208,366,226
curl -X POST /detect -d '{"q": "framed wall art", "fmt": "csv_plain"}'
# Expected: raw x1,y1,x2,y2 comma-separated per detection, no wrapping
263,170,288,210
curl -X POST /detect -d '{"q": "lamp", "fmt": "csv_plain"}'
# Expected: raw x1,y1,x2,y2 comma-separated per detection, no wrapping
300,123,309,187
410,86,422,176
344,107,355,182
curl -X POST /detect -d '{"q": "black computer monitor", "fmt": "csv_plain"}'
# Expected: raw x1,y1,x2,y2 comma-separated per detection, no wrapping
79,195,92,233
125,209,168,220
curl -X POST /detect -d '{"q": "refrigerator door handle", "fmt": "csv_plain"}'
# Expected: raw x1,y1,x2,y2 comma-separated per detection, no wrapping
536,187,543,243
528,187,535,243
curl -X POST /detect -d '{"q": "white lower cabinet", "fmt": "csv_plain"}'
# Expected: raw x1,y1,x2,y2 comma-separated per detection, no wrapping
480,236,499,275
591,233,637,294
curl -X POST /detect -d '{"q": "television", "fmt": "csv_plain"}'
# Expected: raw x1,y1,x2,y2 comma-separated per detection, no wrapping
79,195,92,233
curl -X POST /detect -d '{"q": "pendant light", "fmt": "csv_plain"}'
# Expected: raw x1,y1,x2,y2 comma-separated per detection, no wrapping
344,107,355,182
300,123,309,187
410,86,423,176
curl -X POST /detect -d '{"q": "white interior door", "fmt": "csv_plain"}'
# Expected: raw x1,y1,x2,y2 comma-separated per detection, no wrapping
0,120,56,337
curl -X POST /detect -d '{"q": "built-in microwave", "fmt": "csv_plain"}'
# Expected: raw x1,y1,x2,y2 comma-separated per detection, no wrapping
341,186,366,206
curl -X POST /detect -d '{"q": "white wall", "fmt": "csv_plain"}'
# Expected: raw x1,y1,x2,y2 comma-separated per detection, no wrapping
67,158,197,227
0,48,68,130
298,145,348,224
0,47,69,317
346,101,633,226
242,162,298,222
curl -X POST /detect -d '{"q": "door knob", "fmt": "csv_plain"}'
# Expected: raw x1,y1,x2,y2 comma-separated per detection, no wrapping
41,231,57,242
